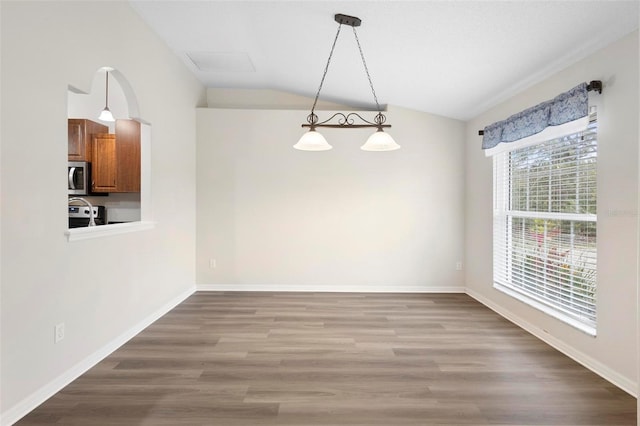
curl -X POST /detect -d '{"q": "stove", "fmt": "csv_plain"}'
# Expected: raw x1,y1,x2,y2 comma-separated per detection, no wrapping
68,205,107,228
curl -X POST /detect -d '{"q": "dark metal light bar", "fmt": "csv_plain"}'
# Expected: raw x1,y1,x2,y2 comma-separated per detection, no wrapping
302,112,391,130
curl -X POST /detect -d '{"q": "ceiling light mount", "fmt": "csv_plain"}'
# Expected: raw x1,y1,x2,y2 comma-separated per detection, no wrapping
334,13,361,27
294,13,399,152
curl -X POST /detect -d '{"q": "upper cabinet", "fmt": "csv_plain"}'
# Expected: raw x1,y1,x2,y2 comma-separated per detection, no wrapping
68,119,109,162
91,133,118,192
113,119,141,193
67,118,140,193
90,119,141,193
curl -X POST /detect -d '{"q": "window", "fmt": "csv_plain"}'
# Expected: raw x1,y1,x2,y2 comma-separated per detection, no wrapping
493,118,597,334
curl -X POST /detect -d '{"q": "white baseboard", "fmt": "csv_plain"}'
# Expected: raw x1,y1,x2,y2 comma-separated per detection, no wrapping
197,283,466,293
1,286,196,426
465,288,637,397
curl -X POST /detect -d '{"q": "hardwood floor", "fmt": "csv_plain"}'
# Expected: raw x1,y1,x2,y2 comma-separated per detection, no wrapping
17,292,636,425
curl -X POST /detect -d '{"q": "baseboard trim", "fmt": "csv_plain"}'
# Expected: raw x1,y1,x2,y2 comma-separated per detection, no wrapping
196,283,466,293
1,285,196,426
465,288,637,397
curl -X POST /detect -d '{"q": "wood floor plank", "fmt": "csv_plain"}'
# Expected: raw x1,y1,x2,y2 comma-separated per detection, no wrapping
16,292,636,425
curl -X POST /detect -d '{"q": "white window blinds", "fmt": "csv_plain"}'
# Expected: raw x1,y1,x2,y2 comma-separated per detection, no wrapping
493,117,597,333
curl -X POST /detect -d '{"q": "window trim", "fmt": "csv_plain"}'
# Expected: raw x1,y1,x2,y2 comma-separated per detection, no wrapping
494,283,597,336
492,119,598,335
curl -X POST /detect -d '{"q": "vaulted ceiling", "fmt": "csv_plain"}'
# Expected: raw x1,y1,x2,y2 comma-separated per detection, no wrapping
129,1,639,120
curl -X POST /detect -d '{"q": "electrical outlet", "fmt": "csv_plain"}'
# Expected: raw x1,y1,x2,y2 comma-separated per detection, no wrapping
456,261,463,271
54,323,65,343
209,258,217,269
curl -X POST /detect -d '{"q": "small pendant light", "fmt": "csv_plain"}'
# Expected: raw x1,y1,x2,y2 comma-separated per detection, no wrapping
294,129,332,151
361,128,400,151
98,70,115,122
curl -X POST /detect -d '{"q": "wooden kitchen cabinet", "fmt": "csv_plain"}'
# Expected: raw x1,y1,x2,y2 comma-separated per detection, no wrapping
90,119,140,193
91,134,117,192
68,119,108,161
114,119,141,192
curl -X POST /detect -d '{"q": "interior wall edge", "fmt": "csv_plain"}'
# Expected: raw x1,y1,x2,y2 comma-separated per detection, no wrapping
205,88,363,111
466,288,638,398
0,286,196,426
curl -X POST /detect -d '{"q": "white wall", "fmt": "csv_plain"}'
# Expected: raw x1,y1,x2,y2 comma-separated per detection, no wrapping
465,31,639,394
196,105,466,291
637,20,640,422
0,1,204,423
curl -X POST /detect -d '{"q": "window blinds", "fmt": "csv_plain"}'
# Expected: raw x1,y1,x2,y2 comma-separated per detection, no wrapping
493,119,597,332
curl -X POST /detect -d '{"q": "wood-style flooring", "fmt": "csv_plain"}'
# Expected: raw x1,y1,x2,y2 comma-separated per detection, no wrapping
17,292,636,425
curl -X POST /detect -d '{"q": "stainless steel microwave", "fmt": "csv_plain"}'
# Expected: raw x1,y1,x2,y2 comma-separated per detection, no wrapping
68,161,90,195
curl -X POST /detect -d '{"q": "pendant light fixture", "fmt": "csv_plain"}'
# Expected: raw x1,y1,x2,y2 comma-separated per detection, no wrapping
294,14,399,152
98,70,115,122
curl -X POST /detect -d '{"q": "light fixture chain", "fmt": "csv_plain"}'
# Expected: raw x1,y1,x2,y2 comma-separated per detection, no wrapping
352,26,381,112
310,23,342,116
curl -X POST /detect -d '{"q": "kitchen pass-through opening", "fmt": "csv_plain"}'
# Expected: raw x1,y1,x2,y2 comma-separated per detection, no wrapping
67,67,152,237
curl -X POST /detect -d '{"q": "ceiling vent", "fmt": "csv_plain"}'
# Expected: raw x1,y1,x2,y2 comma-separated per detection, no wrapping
186,51,255,73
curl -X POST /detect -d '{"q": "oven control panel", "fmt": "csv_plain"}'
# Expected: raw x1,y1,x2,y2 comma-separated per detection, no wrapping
68,206,101,218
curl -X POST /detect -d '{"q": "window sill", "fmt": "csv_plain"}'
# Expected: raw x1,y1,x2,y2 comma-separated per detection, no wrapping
66,221,156,242
494,283,597,337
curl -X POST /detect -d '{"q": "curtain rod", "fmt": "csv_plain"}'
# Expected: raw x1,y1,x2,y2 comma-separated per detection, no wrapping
477,80,602,136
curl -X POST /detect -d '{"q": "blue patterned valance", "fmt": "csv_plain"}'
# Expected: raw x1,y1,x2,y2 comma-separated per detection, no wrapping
482,83,588,150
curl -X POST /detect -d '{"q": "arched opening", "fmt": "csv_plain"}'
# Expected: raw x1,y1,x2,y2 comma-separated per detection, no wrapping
67,67,151,229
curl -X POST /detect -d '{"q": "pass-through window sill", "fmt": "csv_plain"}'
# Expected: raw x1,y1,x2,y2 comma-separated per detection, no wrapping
66,221,156,242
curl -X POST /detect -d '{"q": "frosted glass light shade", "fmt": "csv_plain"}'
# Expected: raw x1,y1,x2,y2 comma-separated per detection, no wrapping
98,107,115,122
361,130,400,151
294,130,332,151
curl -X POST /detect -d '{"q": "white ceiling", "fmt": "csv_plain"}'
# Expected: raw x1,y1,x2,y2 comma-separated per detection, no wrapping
129,1,639,120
